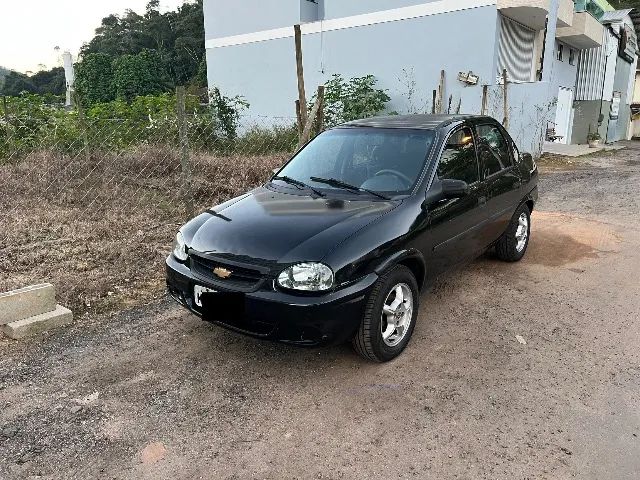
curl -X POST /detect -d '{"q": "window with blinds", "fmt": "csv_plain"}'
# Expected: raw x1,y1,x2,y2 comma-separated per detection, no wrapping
497,15,536,83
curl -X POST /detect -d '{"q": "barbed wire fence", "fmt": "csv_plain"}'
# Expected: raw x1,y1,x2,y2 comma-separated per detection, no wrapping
0,89,299,314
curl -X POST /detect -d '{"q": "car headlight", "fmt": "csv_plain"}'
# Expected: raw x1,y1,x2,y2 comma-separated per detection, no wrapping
172,231,188,261
277,263,334,292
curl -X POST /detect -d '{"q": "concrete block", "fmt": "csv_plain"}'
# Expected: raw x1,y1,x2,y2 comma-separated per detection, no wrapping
0,284,56,325
1,305,73,340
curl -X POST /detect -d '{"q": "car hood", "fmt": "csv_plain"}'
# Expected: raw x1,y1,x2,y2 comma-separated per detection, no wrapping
189,186,398,264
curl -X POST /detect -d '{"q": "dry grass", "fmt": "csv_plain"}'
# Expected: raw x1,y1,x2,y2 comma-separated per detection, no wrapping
0,147,288,315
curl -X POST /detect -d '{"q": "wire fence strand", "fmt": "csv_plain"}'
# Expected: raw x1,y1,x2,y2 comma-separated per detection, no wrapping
0,93,299,314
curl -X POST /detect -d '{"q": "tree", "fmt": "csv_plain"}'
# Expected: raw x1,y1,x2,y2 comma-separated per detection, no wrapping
80,0,205,88
112,50,171,101
74,53,115,105
608,0,640,8
1,71,38,96
30,68,66,96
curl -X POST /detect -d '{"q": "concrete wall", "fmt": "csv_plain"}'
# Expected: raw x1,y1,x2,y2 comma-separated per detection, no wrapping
571,99,610,143
206,4,500,119
203,0,568,156
486,81,557,155
323,0,438,19
204,0,306,38
610,56,634,141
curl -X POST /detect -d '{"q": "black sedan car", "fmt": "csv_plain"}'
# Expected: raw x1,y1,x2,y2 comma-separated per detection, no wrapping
166,115,538,362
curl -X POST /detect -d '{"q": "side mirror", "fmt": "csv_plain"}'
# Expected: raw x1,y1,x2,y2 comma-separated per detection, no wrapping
441,179,470,199
521,153,533,164
423,179,469,209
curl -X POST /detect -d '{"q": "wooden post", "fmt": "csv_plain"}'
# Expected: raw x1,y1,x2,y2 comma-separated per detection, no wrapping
295,100,303,138
315,85,325,134
502,69,509,129
2,96,15,159
300,85,325,147
481,85,488,116
437,70,445,114
431,90,436,114
455,97,462,115
176,86,193,217
294,24,308,142
447,95,453,114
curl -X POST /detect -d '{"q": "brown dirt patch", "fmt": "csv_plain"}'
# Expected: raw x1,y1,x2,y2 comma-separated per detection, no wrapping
527,211,621,267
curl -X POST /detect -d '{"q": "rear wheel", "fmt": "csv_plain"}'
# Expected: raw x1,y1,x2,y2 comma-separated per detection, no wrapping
352,266,419,362
495,204,531,262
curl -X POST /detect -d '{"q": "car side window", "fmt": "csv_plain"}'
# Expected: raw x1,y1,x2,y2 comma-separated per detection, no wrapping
512,142,521,164
476,125,513,177
437,127,479,185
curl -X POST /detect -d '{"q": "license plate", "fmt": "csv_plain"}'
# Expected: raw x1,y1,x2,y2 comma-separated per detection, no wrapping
194,285,216,307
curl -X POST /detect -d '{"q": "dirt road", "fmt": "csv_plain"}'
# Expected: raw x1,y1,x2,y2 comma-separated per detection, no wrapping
1,144,639,479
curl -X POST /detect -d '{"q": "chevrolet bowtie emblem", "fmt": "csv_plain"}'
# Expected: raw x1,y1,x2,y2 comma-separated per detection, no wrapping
213,267,232,279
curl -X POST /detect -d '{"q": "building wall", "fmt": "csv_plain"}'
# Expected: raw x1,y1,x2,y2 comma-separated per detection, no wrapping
203,0,311,39
571,99,610,143
206,3,500,119
204,0,573,155
323,0,438,20
609,54,635,141
572,27,618,143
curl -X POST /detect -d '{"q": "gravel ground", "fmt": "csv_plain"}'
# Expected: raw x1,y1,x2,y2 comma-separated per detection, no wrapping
1,143,639,479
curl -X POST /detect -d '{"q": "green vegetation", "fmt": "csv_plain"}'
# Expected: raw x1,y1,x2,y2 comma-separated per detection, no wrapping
316,74,392,127
0,91,298,161
1,0,204,99
608,0,640,8
0,68,66,97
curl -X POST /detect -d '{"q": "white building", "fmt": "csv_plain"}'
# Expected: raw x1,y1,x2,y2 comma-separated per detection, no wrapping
203,0,638,154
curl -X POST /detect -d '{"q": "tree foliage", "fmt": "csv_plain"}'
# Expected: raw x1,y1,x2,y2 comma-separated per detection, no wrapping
74,53,115,105
112,50,171,101
0,68,66,97
2,0,205,100
608,0,640,8
81,0,205,88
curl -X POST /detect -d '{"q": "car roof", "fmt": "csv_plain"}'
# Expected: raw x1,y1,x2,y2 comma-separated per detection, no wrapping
339,114,498,131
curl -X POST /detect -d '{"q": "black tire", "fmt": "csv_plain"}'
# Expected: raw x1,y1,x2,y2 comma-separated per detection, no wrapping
495,203,531,262
352,265,419,362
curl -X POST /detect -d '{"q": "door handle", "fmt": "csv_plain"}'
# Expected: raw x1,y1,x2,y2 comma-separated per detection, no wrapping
478,196,487,206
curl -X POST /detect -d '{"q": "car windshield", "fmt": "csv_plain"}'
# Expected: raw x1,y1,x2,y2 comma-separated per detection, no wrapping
274,128,436,197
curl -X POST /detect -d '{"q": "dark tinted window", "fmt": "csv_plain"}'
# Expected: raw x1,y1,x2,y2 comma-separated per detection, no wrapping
437,127,479,184
476,124,513,177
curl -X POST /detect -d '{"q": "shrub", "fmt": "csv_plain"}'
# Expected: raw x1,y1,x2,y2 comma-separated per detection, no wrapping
315,74,391,127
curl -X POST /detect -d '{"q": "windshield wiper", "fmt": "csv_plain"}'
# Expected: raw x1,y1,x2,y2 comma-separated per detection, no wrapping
272,175,325,197
309,177,390,200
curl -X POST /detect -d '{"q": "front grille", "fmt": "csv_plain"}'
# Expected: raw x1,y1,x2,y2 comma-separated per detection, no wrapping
190,253,266,292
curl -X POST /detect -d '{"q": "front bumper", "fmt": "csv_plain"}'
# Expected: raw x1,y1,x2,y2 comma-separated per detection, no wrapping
165,255,377,346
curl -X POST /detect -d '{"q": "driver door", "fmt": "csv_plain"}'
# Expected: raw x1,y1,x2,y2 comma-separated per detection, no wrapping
421,126,487,276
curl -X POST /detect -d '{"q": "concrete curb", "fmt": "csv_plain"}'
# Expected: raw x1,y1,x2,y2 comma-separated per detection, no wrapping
0,283,56,325
1,304,73,340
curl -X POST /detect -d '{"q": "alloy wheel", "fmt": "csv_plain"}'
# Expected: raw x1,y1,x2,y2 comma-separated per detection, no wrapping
380,283,414,347
515,212,529,252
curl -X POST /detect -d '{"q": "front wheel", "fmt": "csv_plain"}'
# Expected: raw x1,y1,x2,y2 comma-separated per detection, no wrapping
352,265,419,362
495,204,531,262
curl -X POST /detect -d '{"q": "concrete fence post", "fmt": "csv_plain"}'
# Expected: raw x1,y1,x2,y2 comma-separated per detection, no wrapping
73,92,90,162
176,86,194,217
2,96,15,159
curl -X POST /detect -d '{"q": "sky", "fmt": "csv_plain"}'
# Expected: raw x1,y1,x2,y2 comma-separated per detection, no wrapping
0,0,186,74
